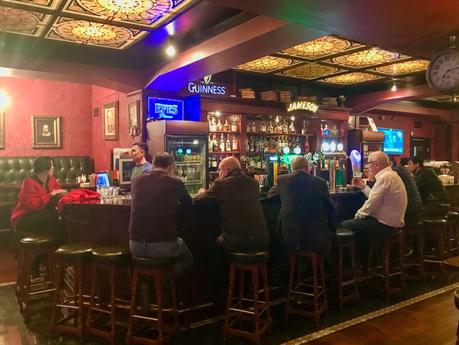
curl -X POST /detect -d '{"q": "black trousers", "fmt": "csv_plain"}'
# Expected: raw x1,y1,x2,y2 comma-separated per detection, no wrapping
16,208,63,240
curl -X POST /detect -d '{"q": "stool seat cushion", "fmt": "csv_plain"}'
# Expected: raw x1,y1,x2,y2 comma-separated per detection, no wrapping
229,251,268,264
132,256,176,268
92,246,130,263
448,211,459,218
20,235,57,246
454,289,459,310
422,218,447,225
56,243,93,258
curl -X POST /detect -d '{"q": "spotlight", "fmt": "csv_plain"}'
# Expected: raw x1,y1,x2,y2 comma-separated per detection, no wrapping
390,81,397,92
215,111,221,117
165,22,175,36
165,45,176,57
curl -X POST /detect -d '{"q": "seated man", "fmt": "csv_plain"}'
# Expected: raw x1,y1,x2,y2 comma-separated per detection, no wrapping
130,142,153,181
407,156,449,217
268,156,336,261
195,157,269,253
340,151,407,261
129,152,193,275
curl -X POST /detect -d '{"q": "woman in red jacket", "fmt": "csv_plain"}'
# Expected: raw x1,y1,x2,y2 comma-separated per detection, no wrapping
11,156,67,238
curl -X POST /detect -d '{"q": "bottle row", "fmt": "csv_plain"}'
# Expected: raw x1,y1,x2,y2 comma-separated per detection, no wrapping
247,135,308,154
208,117,240,132
208,133,239,152
247,119,309,135
320,123,340,137
174,165,203,183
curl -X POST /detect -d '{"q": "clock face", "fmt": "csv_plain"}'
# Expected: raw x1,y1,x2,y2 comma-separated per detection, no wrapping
427,50,459,92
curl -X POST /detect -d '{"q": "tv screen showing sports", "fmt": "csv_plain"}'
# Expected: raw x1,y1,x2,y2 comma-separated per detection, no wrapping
378,127,404,154
96,172,111,188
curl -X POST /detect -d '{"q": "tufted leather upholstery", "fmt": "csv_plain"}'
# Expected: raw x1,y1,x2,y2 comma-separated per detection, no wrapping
0,156,93,230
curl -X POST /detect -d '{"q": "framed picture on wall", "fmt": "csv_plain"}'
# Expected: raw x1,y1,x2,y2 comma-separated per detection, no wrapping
32,116,61,148
128,100,140,136
103,101,118,140
0,112,4,149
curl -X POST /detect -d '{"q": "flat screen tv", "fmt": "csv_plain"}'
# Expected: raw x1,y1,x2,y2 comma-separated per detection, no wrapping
378,127,404,155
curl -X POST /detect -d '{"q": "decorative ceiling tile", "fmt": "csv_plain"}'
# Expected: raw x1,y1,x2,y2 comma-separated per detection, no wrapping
0,0,64,10
235,56,298,73
332,48,407,68
45,17,146,49
0,7,51,36
375,59,429,76
62,0,192,29
321,72,383,85
280,35,361,60
278,63,343,80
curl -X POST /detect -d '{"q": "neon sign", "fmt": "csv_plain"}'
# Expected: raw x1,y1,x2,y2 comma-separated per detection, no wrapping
147,97,184,121
287,101,319,113
187,75,227,96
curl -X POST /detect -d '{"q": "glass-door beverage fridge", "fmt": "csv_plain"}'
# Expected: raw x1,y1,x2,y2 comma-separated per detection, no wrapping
147,120,208,196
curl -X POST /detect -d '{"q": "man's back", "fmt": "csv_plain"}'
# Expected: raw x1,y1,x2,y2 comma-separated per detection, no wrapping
129,170,192,243
274,171,336,254
415,167,448,205
392,166,423,226
195,169,269,252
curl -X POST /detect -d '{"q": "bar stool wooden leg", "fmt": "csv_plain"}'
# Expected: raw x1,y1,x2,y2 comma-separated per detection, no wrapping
285,254,296,320
251,266,260,345
224,264,236,339
126,267,138,344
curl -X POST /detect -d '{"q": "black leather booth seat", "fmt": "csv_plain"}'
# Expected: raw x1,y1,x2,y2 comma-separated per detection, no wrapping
0,156,93,230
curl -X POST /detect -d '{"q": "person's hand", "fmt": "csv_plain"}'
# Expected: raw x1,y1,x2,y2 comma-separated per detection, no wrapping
197,188,206,195
51,189,67,196
351,177,366,190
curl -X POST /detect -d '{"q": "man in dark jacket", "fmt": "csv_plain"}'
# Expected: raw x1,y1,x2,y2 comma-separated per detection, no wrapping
129,152,193,274
407,156,448,217
195,156,269,252
390,157,423,226
268,156,336,258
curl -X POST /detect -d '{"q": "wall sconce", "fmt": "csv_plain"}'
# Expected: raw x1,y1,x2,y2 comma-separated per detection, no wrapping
390,81,398,92
0,90,11,111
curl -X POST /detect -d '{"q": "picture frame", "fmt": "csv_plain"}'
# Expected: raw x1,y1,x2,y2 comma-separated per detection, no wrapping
103,101,118,140
128,100,140,135
0,112,4,149
32,116,61,149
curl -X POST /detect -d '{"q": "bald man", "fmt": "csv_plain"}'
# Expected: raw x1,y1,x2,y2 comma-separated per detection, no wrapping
340,151,407,259
195,157,269,252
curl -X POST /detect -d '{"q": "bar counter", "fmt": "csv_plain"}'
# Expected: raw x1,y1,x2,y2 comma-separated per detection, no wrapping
61,190,366,309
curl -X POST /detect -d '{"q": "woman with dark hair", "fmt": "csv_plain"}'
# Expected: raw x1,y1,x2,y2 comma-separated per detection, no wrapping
10,156,67,238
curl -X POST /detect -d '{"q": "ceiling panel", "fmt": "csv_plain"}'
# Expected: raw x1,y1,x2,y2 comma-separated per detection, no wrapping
1,0,64,10
234,56,300,73
277,63,343,80
234,35,428,86
45,17,146,49
0,7,51,36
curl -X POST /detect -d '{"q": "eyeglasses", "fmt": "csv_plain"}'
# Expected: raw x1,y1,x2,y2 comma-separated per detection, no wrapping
366,160,378,166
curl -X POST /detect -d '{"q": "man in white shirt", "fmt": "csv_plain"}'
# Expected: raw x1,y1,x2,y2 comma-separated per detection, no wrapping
340,151,407,262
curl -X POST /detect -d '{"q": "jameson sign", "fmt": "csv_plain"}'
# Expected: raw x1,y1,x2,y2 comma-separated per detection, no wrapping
287,101,319,113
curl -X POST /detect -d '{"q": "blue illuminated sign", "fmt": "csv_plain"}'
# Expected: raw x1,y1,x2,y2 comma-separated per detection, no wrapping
147,97,184,121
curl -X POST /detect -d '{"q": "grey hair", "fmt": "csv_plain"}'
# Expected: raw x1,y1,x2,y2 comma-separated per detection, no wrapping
291,156,309,171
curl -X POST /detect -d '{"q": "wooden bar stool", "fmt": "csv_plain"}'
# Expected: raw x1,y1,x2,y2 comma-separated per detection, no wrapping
402,221,425,277
86,246,131,345
51,243,93,339
223,251,271,345
422,217,448,272
285,251,327,326
454,289,459,345
16,235,58,322
333,229,359,310
370,229,406,303
447,211,459,257
126,256,179,345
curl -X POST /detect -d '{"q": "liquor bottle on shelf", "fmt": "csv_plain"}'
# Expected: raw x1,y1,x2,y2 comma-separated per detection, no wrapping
322,124,330,137
225,135,231,152
251,121,258,133
216,118,223,131
208,135,214,152
301,120,307,135
260,121,267,133
231,117,238,132
181,166,187,183
209,117,217,132
267,121,274,134
289,121,295,133
219,133,225,152
223,119,230,132
231,135,238,151
282,121,288,134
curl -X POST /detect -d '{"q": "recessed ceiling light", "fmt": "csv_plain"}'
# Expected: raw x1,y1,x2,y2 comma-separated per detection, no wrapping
165,44,176,57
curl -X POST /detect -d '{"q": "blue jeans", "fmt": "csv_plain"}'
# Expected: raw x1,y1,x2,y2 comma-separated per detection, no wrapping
129,237,193,276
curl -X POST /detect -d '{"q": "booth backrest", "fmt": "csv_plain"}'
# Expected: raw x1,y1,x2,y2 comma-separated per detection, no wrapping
0,156,93,186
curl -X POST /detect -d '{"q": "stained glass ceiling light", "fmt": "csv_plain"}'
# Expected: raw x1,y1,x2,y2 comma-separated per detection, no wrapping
376,59,429,76
235,56,295,73
322,72,381,85
279,63,340,80
332,48,402,68
54,20,131,45
281,36,353,59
